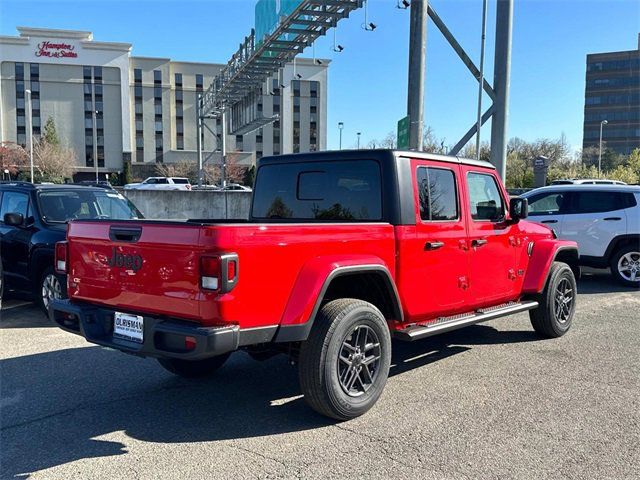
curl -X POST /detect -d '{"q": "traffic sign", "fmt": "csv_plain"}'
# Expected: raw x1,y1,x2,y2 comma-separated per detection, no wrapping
397,116,410,149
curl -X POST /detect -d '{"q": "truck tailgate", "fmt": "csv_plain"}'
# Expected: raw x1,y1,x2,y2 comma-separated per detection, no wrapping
67,221,204,320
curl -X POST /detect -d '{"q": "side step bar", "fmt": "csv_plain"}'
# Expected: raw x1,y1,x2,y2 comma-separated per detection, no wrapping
393,301,539,341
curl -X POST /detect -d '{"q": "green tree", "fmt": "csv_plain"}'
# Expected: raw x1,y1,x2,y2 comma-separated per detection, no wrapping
42,117,60,146
627,148,640,179
243,165,256,187
122,160,133,185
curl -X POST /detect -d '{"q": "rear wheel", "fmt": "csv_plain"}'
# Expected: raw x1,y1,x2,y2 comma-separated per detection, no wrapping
37,266,66,315
298,298,391,420
157,353,231,378
529,262,576,338
610,245,640,288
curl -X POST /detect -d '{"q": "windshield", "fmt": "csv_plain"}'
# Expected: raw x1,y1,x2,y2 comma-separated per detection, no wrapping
37,190,143,223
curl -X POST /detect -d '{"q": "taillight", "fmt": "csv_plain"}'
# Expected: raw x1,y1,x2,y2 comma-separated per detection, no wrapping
186,184,192,190
201,256,221,290
200,253,239,293
55,241,68,274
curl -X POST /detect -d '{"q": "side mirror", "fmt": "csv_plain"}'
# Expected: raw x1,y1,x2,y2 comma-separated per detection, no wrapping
4,212,25,226
509,197,528,222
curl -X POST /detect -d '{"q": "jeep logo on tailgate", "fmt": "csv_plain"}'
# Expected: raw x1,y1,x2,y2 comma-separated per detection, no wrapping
107,247,143,271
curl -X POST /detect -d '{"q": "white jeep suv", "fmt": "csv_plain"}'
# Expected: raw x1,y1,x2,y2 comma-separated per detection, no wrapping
522,185,640,287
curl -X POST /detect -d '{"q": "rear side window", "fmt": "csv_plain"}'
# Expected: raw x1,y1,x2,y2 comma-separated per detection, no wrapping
467,172,505,221
172,178,189,184
528,192,566,216
252,160,382,221
0,191,29,221
416,167,458,221
570,191,626,214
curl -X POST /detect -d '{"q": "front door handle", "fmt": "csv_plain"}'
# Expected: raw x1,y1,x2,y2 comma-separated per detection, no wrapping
541,219,558,224
472,238,488,248
424,241,445,251
603,217,622,221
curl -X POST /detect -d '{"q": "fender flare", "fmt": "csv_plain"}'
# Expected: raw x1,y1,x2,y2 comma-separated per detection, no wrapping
522,240,579,294
274,256,402,343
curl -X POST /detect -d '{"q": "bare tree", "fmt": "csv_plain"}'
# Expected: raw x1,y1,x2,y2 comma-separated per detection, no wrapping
0,142,28,178
32,140,76,182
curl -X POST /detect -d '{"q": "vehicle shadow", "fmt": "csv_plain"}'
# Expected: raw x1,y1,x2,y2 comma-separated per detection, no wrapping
1,324,537,478
0,302,52,328
577,271,637,295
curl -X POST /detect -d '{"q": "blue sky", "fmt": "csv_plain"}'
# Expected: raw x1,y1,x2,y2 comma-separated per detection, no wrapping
1,0,638,151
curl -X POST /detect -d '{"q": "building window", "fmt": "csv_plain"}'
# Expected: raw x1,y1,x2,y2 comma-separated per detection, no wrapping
29,63,41,138
175,73,184,150
83,66,91,82
134,68,142,82
196,74,203,92
15,63,26,147
236,134,243,151
153,70,163,162
133,68,144,162
93,66,102,82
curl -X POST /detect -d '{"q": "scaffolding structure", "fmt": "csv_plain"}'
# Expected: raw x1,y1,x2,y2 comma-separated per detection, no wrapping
196,0,363,186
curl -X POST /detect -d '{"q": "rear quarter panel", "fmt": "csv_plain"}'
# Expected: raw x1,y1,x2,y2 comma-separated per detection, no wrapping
199,223,396,328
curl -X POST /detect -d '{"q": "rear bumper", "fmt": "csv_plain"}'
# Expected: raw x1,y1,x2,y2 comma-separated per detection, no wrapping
49,299,276,360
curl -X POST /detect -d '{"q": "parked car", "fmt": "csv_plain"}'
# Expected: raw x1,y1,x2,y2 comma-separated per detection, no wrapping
550,178,627,185
521,184,640,286
124,177,192,191
74,180,115,190
221,183,252,191
0,182,143,312
50,150,578,420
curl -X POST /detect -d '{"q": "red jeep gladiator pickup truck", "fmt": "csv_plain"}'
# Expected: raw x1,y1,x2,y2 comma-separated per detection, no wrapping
50,150,579,420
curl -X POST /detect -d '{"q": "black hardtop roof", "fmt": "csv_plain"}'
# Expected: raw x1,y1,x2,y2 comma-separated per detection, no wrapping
0,181,105,191
257,149,496,170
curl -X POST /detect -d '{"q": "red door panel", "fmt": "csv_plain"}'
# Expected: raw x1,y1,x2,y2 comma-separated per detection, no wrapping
395,160,469,324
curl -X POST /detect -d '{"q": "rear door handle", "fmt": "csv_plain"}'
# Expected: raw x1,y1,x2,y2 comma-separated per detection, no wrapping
472,238,488,248
424,241,445,251
541,220,558,224
603,217,622,221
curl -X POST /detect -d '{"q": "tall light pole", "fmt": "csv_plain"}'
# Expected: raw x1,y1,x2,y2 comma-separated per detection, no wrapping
598,119,608,177
25,89,34,183
338,122,344,149
357,132,361,149
92,109,99,183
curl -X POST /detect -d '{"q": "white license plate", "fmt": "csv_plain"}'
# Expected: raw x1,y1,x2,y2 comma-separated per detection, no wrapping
113,312,144,343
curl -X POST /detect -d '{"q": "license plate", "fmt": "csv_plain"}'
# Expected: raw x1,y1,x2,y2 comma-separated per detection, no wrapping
113,312,144,343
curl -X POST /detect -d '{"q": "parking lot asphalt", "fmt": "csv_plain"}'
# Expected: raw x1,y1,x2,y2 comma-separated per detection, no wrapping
1,271,638,480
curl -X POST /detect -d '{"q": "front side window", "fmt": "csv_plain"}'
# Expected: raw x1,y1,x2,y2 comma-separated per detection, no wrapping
467,172,505,221
252,160,382,221
0,191,29,221
416,167,458,221
528,192,566,216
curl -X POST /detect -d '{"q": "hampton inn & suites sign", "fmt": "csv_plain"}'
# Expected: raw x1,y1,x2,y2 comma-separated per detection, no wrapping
35,40,78,58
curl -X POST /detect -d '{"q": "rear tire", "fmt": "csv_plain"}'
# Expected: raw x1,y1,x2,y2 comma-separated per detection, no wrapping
298,298,391,421
157,353,231,378
610,245,640,288
529,262,576,338
37,266,66,316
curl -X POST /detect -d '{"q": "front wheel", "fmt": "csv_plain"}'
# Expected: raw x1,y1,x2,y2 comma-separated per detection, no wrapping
529,262,576,338
610,245,640,288
298,299,392,420
158,353,231,378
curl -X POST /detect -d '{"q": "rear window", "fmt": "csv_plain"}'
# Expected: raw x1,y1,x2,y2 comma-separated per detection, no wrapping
172,178,190,184
570,191,627,214
252,160,382,221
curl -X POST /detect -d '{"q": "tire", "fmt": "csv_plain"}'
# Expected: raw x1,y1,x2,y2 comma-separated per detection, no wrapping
529,262,576,338
298,298,392,421
610,245,640,288
157,353,231,379
37,266,67,315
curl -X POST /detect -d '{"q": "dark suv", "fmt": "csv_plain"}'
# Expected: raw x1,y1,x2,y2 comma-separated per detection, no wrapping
0,182,142,312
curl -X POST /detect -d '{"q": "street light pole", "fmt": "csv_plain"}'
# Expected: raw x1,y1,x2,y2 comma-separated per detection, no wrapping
338,122,344,149
92,109,99,183
357,132,361,149
25,89,34,183
598,119,608,177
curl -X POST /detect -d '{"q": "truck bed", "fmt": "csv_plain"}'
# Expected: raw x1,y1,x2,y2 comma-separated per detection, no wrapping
65,219,396,328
